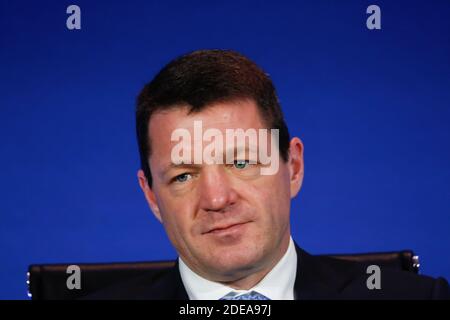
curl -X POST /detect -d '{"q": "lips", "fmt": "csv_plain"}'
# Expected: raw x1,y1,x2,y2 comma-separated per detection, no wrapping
205,221,249,234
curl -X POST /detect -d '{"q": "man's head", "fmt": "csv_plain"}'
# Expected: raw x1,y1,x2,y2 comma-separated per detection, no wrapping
136,50,304,287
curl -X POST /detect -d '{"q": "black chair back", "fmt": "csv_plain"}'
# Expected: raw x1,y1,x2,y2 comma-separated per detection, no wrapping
28,250,419,300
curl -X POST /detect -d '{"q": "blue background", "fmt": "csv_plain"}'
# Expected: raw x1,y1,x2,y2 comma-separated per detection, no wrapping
1,0,449,299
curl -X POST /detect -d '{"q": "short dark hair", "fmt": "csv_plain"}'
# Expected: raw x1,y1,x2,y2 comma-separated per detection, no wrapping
136,49,290,187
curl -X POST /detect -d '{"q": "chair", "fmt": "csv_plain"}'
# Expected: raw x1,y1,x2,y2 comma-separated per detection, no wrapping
27,250,419,300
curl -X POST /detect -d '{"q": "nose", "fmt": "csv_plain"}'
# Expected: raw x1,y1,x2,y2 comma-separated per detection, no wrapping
198,166,238,213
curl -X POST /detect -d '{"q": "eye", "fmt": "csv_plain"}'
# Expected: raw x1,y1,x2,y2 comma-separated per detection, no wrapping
233,160,249,169
173,173,192,183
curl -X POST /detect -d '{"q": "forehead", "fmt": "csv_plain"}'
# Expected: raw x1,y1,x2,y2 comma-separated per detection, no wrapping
151,99,264,131
148,99,266,158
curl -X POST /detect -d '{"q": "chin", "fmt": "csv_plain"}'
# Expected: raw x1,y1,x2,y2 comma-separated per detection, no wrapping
206,248,264,275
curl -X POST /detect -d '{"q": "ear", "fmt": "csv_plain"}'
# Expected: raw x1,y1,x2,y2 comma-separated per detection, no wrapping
137,169,163,223
288,137,304,198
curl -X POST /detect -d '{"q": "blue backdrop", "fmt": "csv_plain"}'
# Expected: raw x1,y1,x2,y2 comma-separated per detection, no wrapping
1,0,449,299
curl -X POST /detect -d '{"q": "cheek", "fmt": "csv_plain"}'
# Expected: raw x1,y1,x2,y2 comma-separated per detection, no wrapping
253,170,291,203
239,175,291,223
159,211,197,257
157,195,195,245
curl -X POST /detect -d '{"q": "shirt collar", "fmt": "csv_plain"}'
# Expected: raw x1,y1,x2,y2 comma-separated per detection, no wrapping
178,236,297,300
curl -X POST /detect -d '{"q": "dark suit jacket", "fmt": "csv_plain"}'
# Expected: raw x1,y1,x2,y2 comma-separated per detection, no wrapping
84,244,450,300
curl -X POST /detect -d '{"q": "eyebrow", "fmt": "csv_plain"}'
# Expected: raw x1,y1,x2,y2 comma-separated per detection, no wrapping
160,162,202,178
224,145,259,161
160,146,260,177
228,145,258,155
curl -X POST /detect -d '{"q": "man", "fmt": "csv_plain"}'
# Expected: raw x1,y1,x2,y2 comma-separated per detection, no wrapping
88,49,449,299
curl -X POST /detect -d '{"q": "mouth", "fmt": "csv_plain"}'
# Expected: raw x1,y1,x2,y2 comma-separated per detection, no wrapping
204,221,251,235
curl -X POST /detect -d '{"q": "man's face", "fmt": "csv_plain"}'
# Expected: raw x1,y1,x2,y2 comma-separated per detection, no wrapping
138,99,304,282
